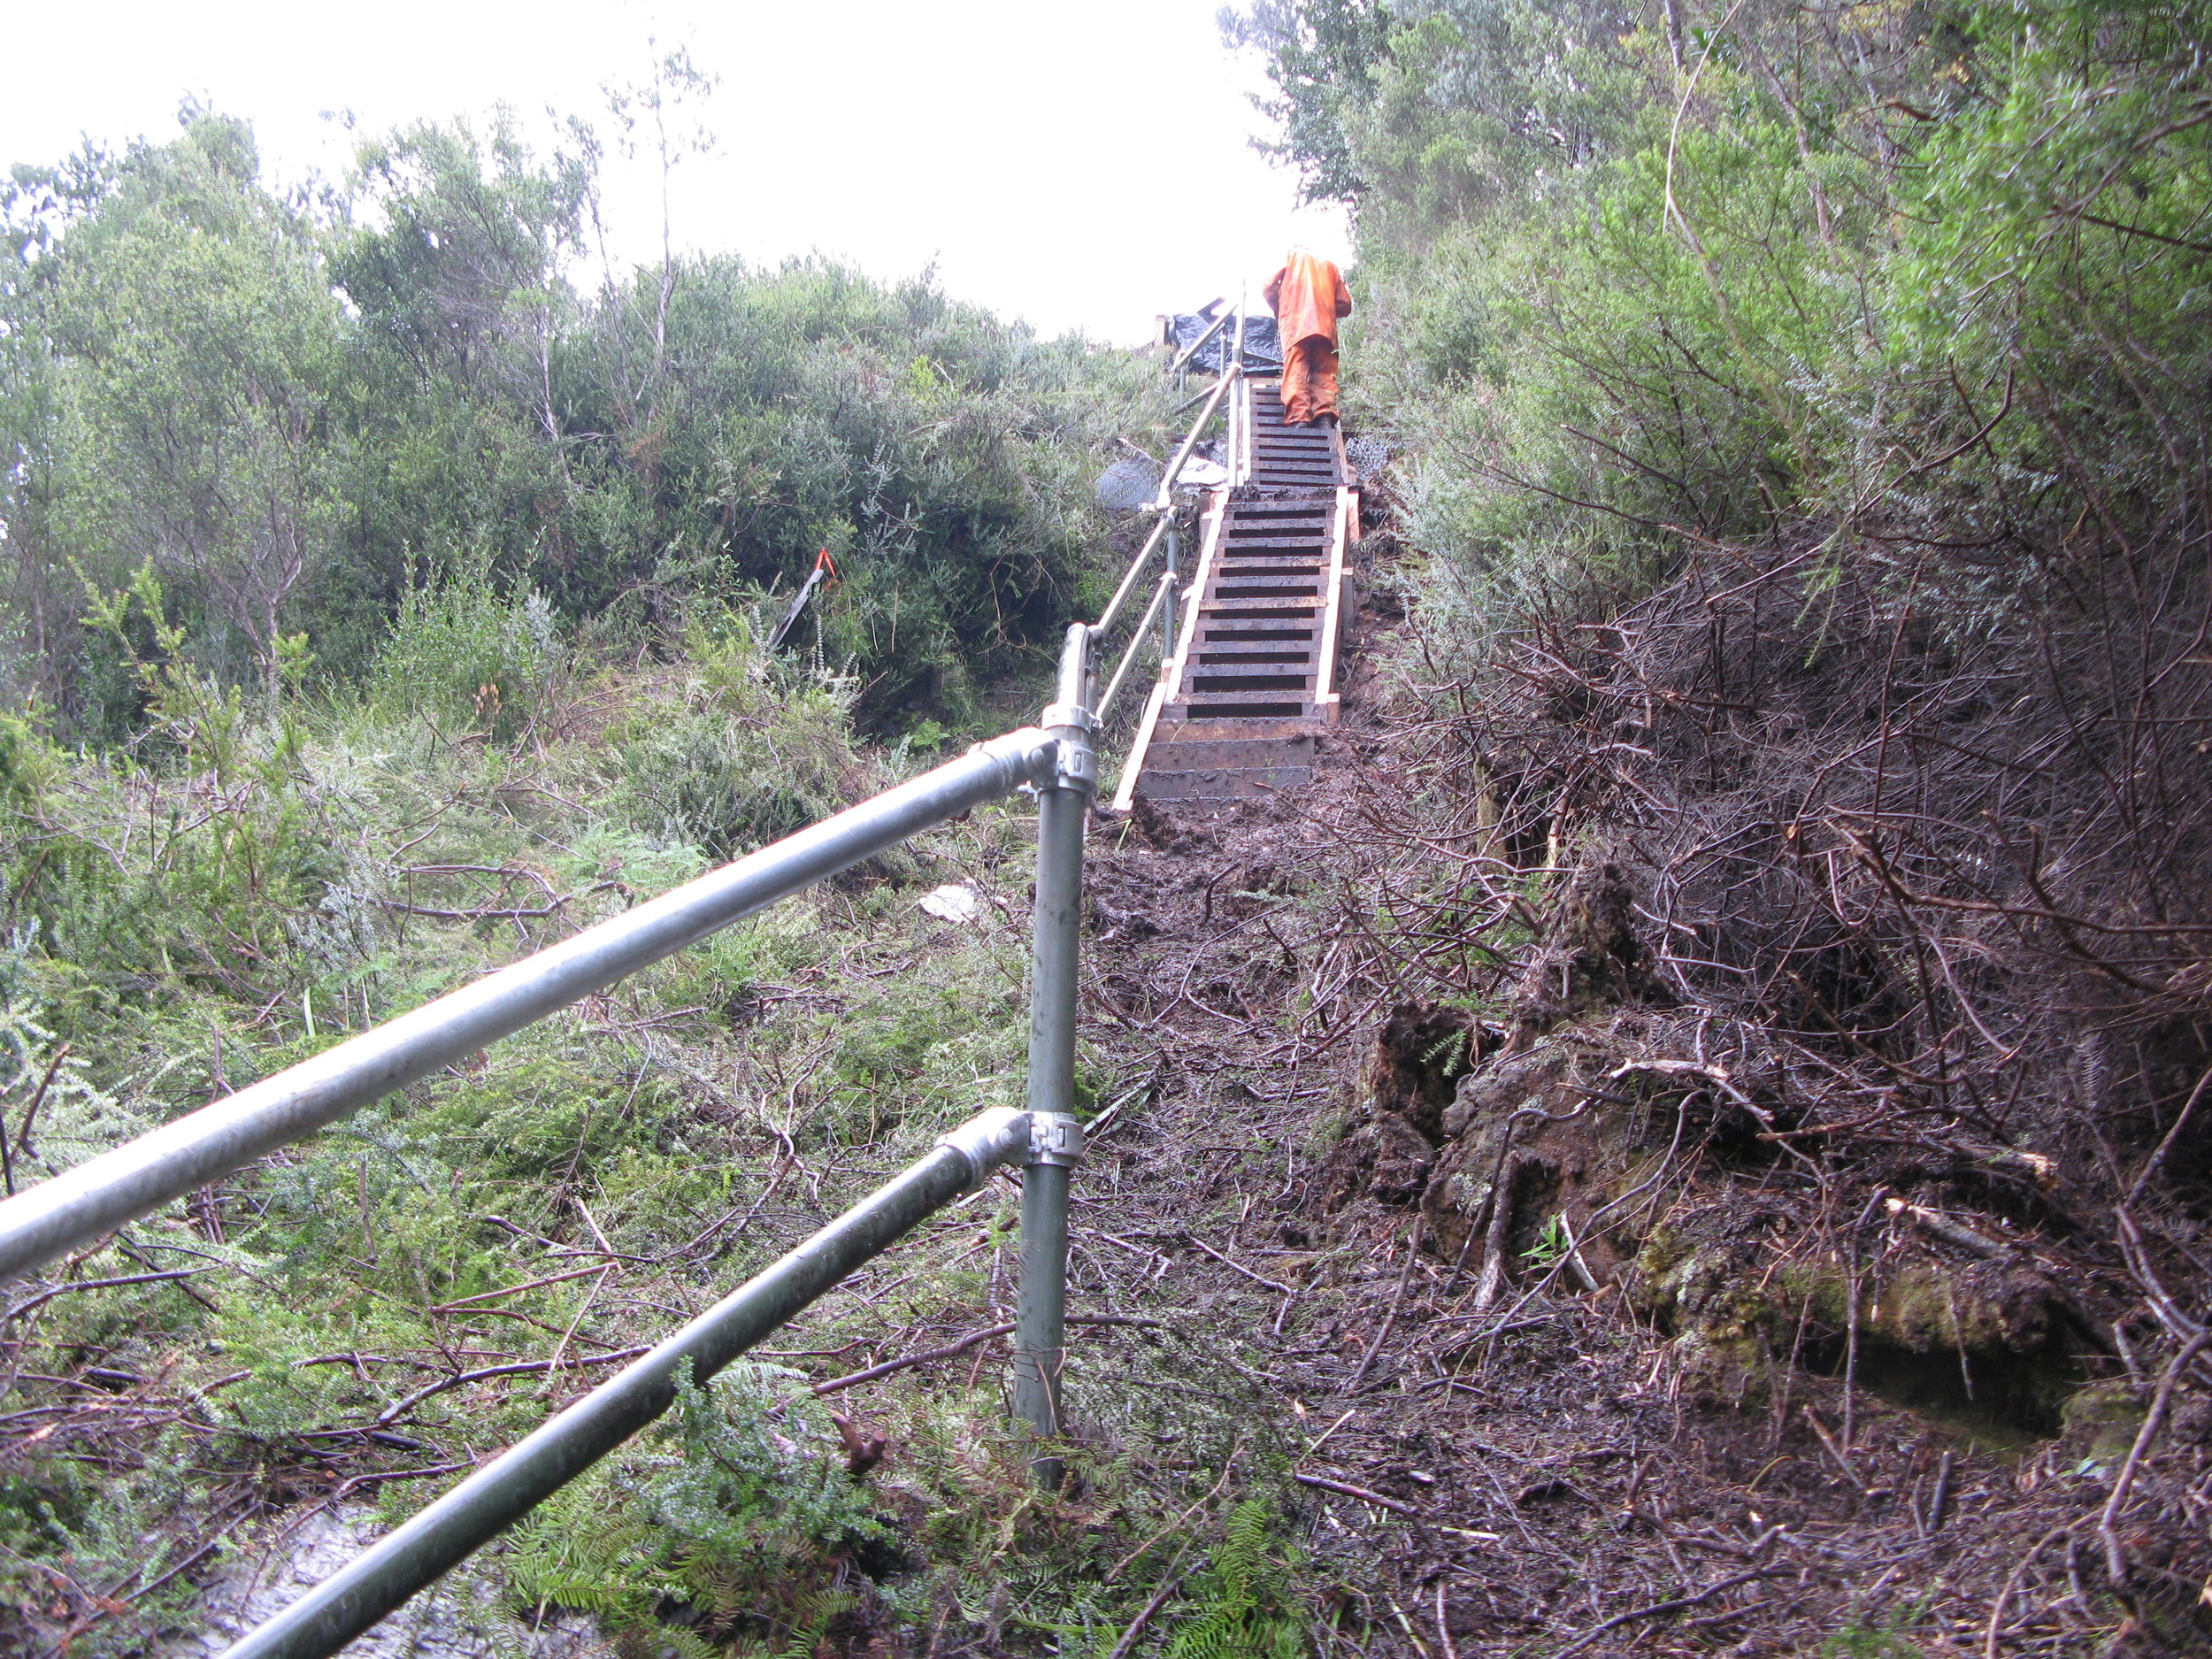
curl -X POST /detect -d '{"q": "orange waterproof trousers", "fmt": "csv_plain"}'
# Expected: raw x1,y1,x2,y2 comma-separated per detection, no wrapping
1282,337,1340,425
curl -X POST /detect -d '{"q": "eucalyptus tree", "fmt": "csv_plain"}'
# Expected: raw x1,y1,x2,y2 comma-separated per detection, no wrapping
32,111,346,693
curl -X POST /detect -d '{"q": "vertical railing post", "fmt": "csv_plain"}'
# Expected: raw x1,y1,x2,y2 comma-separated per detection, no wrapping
1014,624,1094,1488
1164,517,1180,663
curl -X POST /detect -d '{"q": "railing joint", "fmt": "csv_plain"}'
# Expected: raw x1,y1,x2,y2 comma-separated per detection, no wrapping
1024,1112,1086,1170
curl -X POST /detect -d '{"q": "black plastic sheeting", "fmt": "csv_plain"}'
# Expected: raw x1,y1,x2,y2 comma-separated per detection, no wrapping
1168,311,1281,373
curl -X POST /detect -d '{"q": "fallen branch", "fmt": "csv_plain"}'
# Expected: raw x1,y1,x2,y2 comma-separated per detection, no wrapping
1553,1570,1786,1658
1885,1196,2009,1260
1345,1217,1422,1394
1294,1471,1419,1517
812,1314,1173,1396
2099,1330,2212,1588
372,1345,650,1426
1107,1548,1195,1659
1186,1236,1296,1294
6,1268,215,1321
374,880,620,923
813,1324,1014,1396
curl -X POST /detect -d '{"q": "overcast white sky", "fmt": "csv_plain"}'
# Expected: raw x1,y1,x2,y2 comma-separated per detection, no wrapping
2,0,1351,343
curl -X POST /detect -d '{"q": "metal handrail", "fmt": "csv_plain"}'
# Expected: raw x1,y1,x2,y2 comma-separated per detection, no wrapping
1092,347,1240,645
1164,305,1231,379
225,1108,1038,1659
1094,511,1172,638
191,630,1098,1656
0,299,1233,1654
0,730,1060,1287
1097,573,1177,722
1151,365,1238,516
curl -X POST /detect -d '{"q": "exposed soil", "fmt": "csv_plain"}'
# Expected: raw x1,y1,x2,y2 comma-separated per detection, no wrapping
1063,557,2212,1655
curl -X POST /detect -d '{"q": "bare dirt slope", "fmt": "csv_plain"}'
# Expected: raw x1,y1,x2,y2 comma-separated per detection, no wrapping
1068,566,2211,1656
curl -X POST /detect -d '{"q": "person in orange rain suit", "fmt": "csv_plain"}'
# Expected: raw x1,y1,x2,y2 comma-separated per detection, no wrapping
1263,249,1353,425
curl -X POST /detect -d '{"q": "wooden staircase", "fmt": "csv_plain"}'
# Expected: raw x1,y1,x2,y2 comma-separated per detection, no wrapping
1112,378,1357,809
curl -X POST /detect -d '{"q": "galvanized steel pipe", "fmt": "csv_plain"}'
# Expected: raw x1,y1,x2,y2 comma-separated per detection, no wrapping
1164,518,1180,662
0,732,1058,1285
1150,367,1238,515
1164,305,1231,379
218,1107,1035,1659
1094,511,1170,637
1013,627,1094,1489
1097,573,1174,722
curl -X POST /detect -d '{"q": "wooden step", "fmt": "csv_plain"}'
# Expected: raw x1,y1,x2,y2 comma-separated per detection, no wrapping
1185,656,1315,675
1171,699,1310,718
1141,733,1317,770
1203,602,1322,620
1133,764,1314,802
1210,580,1324,601
1187,672,1311,695
1203,655,1318,672
1203,624,1318,641
1151,716,1318,743
1171,695,1312,719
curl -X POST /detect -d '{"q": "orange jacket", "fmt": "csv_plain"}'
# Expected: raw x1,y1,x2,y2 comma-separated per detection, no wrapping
1263,251,1352,348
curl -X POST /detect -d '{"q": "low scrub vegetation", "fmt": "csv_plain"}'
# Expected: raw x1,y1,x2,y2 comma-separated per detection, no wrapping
0,580,1300,1654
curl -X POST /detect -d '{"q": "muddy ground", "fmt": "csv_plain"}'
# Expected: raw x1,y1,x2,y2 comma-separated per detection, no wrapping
1059,578,2212,1655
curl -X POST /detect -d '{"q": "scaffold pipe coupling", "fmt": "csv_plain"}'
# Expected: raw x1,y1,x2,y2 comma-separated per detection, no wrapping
933,1107,1033,1194
1025,1112,1085,1169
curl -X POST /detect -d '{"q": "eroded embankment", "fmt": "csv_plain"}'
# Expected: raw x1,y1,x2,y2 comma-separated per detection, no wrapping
1071,539,2212,1655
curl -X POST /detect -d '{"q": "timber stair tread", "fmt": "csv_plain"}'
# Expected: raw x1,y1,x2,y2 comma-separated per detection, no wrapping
1246,376,1347,487
1120,376,1357,807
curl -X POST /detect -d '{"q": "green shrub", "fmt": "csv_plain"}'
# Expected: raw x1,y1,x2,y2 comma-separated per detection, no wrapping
503,1363,880,1654
365,550,561,741
614,611,858,861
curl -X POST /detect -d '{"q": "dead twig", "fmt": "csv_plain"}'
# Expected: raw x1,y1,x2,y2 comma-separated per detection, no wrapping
1553,1570,1786,1657
1344,1217,1423,1394
1294,1471,1419,1518
2098,1329,2212,1589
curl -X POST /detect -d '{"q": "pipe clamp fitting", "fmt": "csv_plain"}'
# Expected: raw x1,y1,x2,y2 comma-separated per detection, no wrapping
971,727,1061,792
934,1106,1032,1193
1025,1112,1085,1169
1039,703,1096,735
1051,742,1098,795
